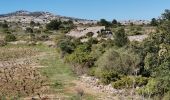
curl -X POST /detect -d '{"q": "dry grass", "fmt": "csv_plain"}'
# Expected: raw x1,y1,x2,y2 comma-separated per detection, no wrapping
0,46,39,61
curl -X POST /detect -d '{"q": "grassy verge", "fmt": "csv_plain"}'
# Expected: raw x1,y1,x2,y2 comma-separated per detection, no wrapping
37,45,96,99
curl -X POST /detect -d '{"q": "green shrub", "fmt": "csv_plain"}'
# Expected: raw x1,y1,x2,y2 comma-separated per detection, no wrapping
113,28,128,47
95,48,140,76
96,70,120,85
65,44,94,74
135,76,148,87
112,76,148,89
137,78,159,97
112,76,133,89
46,20,61,30
87,67,96,76
4,34,16,42
25,27,33,33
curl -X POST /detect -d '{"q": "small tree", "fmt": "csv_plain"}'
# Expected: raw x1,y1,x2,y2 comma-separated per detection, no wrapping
5,34,16,42
95,48,140,84
25,27,33,33
98,19,112,27
30,21,36,27
65,44,93,74
114,28,128,47
57,38,75,57
46,20,61,30
162,9,170,20
150,18,158,26
112,19,118,25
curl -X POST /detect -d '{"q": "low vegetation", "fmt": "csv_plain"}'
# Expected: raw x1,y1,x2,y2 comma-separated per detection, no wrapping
0,9,170,99
56,9,170,99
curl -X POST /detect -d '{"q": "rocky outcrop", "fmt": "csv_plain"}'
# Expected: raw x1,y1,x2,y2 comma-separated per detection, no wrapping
128,34,148,42
79,75,124,94
78,75,144,100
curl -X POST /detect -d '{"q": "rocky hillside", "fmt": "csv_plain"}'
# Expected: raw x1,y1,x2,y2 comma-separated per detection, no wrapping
0,10,97,24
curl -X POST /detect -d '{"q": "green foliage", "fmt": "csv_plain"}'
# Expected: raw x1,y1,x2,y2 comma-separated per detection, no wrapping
113,28,128,47
58,38,75,54
128,26,143,36
154,62,170,93
95,48,140,84
65,44,94,74
112,19,118,25
60,20,75,33
137,9,170,98
112,76,133,89
25,27,33,33
86,38,98,46
96,49,139,76
98,70,120,84
46,19,61,30
144,53,159,73
89,43,106,60
87,67,97,76
95,49,121,73
98,19,112,27
150,18,158,26
30,21,36,27
4,34,16,42
112,76,148,89
162,9,170,20
138,78,159,97
65,44,91,65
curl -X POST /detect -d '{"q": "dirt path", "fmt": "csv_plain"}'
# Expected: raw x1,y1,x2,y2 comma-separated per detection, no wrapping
71,80,118,100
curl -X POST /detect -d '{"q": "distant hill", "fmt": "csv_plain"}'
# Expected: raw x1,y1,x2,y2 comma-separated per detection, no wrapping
0,10,150,25
0,10,97,24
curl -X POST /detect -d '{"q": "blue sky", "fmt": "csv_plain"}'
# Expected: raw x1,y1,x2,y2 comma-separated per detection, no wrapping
0,0,170,21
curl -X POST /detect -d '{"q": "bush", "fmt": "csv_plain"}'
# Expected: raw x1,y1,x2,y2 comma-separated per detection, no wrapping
65,44,94,74
137,78,159,97
0,40,7,46
112,76,148,89
46,20,61,30
98,70,120,85
4,34,16,42
95,48,140,76
89,43,106,60
86,32,94,37
25,27,33,33
87,67,96,76
98,19,112,27
58,38,75,54
112,76,133,89
113,28,128,47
